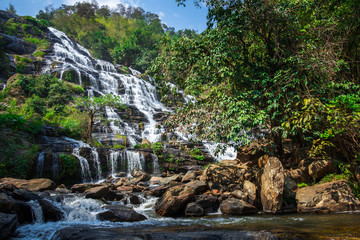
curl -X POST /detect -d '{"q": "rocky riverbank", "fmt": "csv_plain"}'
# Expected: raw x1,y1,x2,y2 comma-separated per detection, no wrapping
1,149,360,239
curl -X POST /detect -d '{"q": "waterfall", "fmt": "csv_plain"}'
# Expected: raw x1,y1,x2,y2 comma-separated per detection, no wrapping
151,154,161,176
204,143,237,161
108,150,120,175
52,153,60,180
73,148,93,182
47,27,169,146
36,150,46,177
124,151,145,173
91,148,102,180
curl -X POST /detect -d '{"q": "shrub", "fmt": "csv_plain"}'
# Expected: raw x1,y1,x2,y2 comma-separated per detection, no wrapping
152,142,164,155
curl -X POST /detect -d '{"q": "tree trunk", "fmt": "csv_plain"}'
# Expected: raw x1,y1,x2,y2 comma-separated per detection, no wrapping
87,112,94,143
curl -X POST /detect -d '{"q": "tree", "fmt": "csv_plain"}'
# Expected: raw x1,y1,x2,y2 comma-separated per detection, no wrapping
151,0,360,160
75,94,125,143
6,4,16,14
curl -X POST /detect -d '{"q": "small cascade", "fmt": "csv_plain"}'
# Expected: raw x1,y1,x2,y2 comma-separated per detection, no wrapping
204,143,237,161
52,153,60,180
28,200,44,223
36,150,46,177
91,148,102,180
73,148,93,182
151,154,161,176
125,151,145,173
108,150,121,175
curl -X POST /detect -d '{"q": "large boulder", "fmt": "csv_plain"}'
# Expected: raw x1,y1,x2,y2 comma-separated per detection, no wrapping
0,178,55,192
185,180,208,194
195,195,219,213
71,183,103,193
97,205,146,222
260,157,285,213
131,169,151,182
182,171,197,183
155,185,196,216
185,202,204,217
308,160,335,181
0,212,17,240
201,164,238,191
0,192,33,224
38,199,64,222
84,186,110,199
220,198,258,215
296,180,360,213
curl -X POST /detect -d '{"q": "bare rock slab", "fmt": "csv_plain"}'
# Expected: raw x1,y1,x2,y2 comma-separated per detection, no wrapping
296,180,360,213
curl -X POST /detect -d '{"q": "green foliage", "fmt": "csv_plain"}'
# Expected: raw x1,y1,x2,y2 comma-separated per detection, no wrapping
297,183,308,188
189,147,204,161
151,0,360,159
0,130,40,179
165,154,175,163
151,142,164,155
33,51,45,58
113,144,126,150
58,154,81,184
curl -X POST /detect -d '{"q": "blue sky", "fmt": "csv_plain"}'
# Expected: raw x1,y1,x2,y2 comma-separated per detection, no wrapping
0,0,208,32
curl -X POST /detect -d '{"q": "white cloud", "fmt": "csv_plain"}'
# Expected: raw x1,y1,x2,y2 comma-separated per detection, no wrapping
63,0,139,9
157,11,165,20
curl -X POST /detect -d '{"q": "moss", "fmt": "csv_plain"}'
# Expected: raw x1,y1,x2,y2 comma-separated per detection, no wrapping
33,51,45,58
113,144,125,150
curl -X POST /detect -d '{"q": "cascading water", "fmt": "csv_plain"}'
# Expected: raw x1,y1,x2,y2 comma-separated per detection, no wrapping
36,150,46,178
46,27,169,145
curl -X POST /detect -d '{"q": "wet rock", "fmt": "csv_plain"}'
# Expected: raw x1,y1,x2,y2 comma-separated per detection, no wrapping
116,186,135,193
155,185,196,216
0,192,34,224
185,180,208,194
243,181,257,205
149,176,162,185
11,189,41,201
129,195,142,205
231,190,246,201
97,205,146,222
71,183,103,193
296,180,360,213
0,193,14,212
182,171,196,183
185,202,204,217
195,195,219,213
104,190,125,201
0,33,36,54
308,160,335,181
131,169,151,182
260,157,284,213
148,184,180,197
0,178,56,192
0,183,16,192
38,199,64,222
84,186,110,199
0,212,17,240
115,172,127,178
159,174,182,185
220,198,258,215
55,184,71,194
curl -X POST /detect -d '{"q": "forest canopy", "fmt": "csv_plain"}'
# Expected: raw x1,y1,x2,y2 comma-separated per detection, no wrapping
150,0,360,163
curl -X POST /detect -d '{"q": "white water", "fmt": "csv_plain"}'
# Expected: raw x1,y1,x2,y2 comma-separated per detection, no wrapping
47,27,169,145
28,200,44,224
